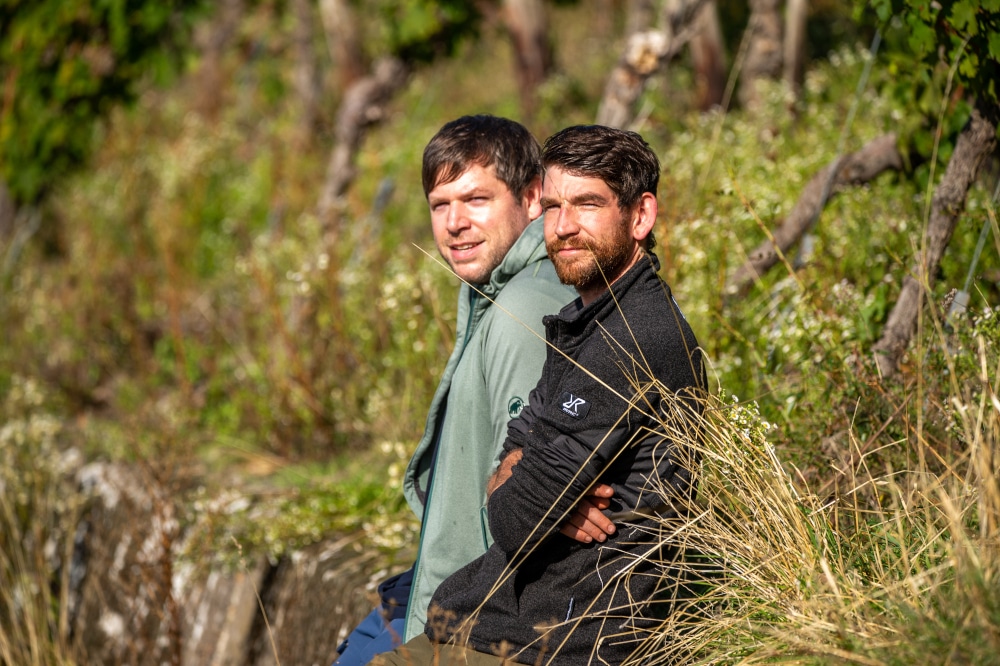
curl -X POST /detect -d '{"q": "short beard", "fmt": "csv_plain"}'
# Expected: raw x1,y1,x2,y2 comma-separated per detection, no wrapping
547,221,633,294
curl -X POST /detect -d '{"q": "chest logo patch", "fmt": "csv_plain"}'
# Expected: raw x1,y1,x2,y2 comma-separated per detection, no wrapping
508,396,525,419
560,392,590,419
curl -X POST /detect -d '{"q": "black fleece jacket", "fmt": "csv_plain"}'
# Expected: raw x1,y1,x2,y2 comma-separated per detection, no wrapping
426,253,705,665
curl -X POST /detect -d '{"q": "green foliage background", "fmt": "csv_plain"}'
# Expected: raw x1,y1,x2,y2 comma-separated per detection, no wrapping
0,0,206,204
868,0,1000,106
2,0,997,550
1,0,1000,662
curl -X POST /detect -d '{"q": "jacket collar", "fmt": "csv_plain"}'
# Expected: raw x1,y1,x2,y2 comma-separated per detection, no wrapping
477,216,547,299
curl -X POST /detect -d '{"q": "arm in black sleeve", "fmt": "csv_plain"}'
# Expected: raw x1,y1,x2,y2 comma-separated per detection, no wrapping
488,388,656,556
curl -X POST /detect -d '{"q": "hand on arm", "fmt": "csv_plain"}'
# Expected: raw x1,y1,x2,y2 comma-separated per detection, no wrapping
490,450,615,543
560,484,616,543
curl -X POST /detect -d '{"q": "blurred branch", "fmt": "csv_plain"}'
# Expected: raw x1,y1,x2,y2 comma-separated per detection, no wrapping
501,0,553,118
726,133,903,296
291,0,321,145
874,105,999,379
192,0,244,121
782,0,808,100
625,0,656,37
315,57,409,242
0,201,40,280
738,0,783,110
0,179,14,239
318,0,365,88
595,0,707,128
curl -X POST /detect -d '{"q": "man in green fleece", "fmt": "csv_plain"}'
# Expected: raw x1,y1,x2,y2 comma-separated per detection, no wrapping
334,116,616,665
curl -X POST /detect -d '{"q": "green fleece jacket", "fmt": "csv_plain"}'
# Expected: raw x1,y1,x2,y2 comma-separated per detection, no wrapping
402,217,573,641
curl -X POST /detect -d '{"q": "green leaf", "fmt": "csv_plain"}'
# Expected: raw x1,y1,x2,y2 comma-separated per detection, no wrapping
906,18,936,57
871,0,892,23
958,52,979,79
949,0,977,34
989,30,1000,61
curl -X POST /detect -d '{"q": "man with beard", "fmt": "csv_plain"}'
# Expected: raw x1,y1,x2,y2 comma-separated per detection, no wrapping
369,125,706,665
335,116,623,666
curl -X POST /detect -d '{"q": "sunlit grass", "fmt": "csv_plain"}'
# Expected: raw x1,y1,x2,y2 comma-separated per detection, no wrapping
621,370,999,665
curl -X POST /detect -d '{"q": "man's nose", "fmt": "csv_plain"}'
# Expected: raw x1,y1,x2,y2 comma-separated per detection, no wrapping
446,204,471,233
553,206,578,237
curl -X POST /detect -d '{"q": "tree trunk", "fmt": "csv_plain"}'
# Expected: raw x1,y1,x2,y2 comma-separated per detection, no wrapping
726,133,903,295
0,179,14,239
0,204,41,278
191,0,244,121
315,57,409,241
783,0,808,98
739,0,783,110
873,106,999,379
318,0,365,89
688,0,727,110
625,0,657,37
501,0,553,118
291,0,321,145
595,0,707,128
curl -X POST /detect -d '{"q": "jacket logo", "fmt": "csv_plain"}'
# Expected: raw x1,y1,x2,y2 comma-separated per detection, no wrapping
560,392,590,419
508,396,525,419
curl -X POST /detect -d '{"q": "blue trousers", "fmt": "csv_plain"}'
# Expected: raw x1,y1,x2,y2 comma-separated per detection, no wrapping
333,607,405,666
333,567,412,666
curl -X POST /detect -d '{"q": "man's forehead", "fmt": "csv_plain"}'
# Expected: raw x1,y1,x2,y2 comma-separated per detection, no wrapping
429,162,504,194
542,166,615,199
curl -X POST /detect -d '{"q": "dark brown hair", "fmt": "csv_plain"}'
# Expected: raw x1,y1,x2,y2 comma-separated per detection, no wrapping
422,115,542,198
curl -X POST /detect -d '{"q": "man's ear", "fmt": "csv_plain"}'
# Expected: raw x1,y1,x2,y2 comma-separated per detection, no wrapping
631,192,657,243
523,176,543,220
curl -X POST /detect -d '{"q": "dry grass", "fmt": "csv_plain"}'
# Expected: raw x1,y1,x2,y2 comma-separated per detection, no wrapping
625,370,1000,665
0,377,79,666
